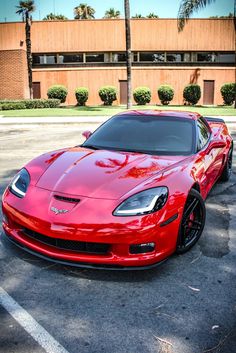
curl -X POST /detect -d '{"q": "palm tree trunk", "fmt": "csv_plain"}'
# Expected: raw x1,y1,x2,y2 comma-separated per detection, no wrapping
25,13,33,99
124,0,132,109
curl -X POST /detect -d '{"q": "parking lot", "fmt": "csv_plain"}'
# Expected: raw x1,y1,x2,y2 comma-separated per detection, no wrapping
0,122,236,353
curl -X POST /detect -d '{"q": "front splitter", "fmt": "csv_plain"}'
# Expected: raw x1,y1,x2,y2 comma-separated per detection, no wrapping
2,231,168,271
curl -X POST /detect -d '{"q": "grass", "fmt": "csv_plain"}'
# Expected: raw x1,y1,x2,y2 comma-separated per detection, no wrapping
1,105,236,117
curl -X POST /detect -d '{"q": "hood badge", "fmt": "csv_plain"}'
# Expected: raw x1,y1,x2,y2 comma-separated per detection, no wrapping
51,206,68,215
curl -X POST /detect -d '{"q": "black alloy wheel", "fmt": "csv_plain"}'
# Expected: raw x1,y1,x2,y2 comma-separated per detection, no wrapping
220,144,233,182
176,189,206,254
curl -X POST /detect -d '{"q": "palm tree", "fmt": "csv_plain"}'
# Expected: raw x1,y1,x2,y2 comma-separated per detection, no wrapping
43,13,68,20
104,8,121,19
124,0,132,109
177,0,236,108
147,13,159,18
177,0,216,31
132,14,144,18
16,0,35,99
74,3,95,19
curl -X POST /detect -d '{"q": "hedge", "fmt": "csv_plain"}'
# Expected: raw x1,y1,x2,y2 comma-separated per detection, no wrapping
133,87,151,105
220,83,236,105
47,85,68,103
75,87,89,106
183,84,201,105
99,86,117,105
0,99,60,110
157,85,174,105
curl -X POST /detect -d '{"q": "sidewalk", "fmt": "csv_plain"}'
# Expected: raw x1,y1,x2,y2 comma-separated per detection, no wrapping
0,115,235,125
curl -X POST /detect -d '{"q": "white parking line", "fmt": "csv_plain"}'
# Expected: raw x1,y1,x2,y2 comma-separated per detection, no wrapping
0,287,70,353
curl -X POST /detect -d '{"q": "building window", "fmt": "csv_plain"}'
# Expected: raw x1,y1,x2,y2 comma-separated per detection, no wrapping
139,52,165,62
183,53,191,62
112,53,126,62
166,53,184,62
33,54,57,64
58,53,83,63
196,52,217,62
32,51,235,67
44,55,57,64
218,53,235,63
86,53,105,62
166,53,191,62
132,52,138,62
33,54,44,65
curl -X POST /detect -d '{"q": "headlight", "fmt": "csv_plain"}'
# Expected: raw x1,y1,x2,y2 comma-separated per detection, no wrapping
9,168,30,198
113,187,168,216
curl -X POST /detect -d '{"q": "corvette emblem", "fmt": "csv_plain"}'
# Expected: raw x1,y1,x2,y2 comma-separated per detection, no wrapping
50,206,68,215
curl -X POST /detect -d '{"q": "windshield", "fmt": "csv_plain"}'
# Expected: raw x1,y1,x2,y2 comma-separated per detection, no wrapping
82,115,195,155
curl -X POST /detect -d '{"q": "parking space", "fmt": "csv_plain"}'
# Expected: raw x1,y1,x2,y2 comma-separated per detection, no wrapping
0,123,236,353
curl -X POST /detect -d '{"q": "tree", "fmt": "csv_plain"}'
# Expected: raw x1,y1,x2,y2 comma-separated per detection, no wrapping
147,12,159,18
16,0,35,99
124,0,132,109
74,3,95,19
43,13,68,20
104,8,121,19
209,13,234,18
177,0,236,108
178,0,216,31
132,14,144,18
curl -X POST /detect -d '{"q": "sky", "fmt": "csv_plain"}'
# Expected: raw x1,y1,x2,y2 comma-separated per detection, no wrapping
0,0,234,22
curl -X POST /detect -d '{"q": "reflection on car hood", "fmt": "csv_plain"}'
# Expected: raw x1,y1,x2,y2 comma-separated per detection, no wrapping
36,147,185,199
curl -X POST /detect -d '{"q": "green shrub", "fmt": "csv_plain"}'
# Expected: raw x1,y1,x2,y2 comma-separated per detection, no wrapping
133,87,151,105
24,99,60,108
44,99,61,108
158,85,174,105
0,102,27,110
98,86,117,105
47,85,68,103
75,87,89,106
0,99,60,110
220,83,236,105
183,84,201,105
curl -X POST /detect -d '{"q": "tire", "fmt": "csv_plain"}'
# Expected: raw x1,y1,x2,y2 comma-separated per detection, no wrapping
220,144,233,182
176,189,206,254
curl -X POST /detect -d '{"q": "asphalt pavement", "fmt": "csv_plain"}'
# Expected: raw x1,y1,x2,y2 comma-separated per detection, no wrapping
0,121,236,353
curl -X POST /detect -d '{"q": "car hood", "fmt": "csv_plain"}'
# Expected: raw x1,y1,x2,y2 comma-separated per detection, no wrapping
36,147,185,199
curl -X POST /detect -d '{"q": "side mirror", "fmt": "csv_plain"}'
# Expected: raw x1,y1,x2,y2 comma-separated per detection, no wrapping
82,130,92,140
206,140,226,154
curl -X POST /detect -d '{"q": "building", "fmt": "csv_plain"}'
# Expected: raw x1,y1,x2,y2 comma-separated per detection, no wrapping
0,19,235,105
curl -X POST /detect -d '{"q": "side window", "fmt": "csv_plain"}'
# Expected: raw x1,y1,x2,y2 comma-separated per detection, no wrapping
197,119,211,150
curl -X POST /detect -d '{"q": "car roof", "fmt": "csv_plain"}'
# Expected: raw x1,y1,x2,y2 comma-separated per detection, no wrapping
116,110,201,121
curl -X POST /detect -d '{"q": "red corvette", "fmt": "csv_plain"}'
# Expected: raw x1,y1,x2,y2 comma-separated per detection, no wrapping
1,111,233,269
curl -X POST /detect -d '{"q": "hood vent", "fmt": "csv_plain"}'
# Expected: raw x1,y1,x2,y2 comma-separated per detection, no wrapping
54,195,80,203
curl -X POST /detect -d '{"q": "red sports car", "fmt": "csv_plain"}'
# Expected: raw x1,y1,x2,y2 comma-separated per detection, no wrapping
1,111,233,269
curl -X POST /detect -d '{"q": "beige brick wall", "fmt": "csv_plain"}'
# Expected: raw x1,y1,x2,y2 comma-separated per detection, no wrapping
0,49,29,100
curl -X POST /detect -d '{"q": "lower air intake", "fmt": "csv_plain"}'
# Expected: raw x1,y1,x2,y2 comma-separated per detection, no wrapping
23,228,110,255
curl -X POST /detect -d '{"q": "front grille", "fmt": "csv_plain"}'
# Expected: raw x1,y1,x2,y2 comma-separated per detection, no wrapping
54,195,80,203
23,228,110,255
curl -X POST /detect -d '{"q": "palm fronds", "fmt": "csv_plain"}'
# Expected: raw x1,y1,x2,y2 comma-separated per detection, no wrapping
178,0,215,31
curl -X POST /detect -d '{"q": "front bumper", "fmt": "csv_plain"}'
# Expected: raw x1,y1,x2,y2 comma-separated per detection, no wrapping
2,186,181,268
3,231,167,270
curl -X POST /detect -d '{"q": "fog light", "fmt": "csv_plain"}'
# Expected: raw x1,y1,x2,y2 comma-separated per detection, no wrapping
130,242,155,254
